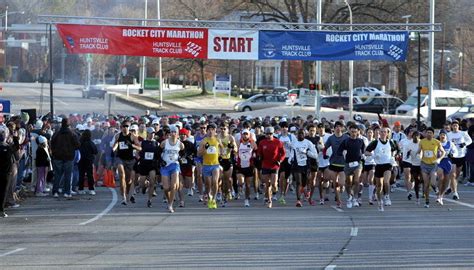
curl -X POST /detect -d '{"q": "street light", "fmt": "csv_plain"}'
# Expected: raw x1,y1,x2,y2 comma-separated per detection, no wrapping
344,0,354,120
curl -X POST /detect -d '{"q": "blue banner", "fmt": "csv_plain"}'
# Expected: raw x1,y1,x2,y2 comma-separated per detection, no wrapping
259,31,408,61
0,99,10,113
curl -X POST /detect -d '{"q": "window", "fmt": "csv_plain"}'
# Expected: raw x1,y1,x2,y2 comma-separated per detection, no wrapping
448,98,463,107
435,97,448,107
371,98,384,105
265,96,276,102
252,96,265,103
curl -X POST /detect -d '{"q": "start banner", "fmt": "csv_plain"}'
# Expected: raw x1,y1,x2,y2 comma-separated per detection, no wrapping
259,31,409,61
56,24,208,59
208,29,259,60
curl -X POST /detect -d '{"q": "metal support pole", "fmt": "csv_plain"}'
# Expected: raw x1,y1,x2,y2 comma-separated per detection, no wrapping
140,0,148,93
427,0,435,124
345,0,354,120
157,0,163,107
417,33,422,130
49,23,54,115
315,0,322,120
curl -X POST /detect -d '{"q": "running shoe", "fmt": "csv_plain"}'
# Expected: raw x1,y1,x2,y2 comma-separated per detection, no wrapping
319,199,325,205
296,200,302,207
226,193,232,201
272,194,278,201
431,185,439,194
407,192,413,201
153,190,157,197
1,212,7,218
187,189,194,197
179,201,185,208
142,186,147,195
378,203,384,212
278,196,286,205
130,196,136,204
70,191,77,196
415,198,420,205
216,192,222,202
353,198,360,208
254,193,259,200
383,195,391,206
308,199,316,206
445,188,452,195
267,201,272,208
369,198,374,205
53,193,59,198
147,200,152,208
212,199,218,209
199,195,204,202
78,190,86,195
36,192,48,197
89,190,96,196
168,205,174,213
464,182,474,187
121,200,128,206
244,199,250,207
324,197,329,202
436,198,444,206
207,199,213,209
64,193,72,199
424,202,430,208
347,196,353,209
453,192,460,200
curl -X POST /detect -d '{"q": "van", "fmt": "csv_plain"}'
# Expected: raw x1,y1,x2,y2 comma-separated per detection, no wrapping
395,89,474,119
285,88,316,106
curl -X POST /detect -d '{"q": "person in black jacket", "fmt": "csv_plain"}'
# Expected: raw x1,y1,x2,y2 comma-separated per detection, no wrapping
0,126,18,218
35,136,51,196
78,129,98,195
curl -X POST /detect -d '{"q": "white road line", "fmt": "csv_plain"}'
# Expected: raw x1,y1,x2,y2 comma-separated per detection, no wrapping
79,188,117,225
0,248,26,257
331,206,344,212
325,265,337,270
350,227,358,236
395,188,474,209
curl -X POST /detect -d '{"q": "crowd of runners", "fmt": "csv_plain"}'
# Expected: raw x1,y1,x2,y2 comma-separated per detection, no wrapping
1,110,474,216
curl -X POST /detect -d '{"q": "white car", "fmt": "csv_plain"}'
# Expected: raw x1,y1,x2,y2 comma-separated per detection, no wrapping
341,87,386,98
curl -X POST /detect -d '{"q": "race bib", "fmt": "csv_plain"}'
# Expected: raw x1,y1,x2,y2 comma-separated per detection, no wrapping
119,142,128,150
207,146,217,154
349,161,359,168
93,139,102,145
424,150,434,158
144,152,154,160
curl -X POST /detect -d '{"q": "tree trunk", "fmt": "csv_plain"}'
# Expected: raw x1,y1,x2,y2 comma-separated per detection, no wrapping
397,62,408,100
302,60,311,88
198,60,207,95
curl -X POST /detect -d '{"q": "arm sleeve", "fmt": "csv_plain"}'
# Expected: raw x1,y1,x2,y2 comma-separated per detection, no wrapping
464,132,472,146
307,141,318,159
365,140,378,152
279,142,286,162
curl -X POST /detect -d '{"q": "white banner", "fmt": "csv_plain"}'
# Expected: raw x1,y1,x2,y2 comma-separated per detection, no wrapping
208,29,259,60
213,74,232,94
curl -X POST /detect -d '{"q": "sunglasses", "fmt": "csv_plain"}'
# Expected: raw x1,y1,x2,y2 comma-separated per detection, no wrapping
265,133,273,135
170,131,177,133
200,127,206,129
122,125,129,128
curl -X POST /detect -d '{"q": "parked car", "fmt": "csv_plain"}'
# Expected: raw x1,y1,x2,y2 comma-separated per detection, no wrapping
354,96,404,114
234,94,286,111
272,86,289,95
320,96,363,110
448,104,474,120
82,85,106,99
341,87,386,98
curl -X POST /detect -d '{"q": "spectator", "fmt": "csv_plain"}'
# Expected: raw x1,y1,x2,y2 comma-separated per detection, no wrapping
78,129,98,195
51,117,80,198
35,136,51,196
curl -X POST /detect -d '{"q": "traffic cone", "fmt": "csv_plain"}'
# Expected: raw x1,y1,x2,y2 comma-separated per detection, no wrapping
104,169,116,188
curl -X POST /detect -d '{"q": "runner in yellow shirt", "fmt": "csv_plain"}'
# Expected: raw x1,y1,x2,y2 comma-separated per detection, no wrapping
198,123,223,209
418,127,445,208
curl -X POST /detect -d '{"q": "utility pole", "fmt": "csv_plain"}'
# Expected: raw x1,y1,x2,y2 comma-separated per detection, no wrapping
315,0,322,120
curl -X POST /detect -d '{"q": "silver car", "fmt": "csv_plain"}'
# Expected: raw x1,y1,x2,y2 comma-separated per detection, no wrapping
234,94,287,112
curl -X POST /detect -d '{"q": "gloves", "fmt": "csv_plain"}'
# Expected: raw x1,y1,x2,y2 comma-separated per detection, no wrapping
227,142,234,150
205,143,210,149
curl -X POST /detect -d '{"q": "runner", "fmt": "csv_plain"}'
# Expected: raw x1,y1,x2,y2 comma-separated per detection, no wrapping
365,127,397,211
337,124,366,208
194,123,207,202
361,128,377,205
324,121,349,208
409,131,423,204
137,127,160,208
113,120,142,205
198,123,222,209
178,128,196,207
236,129,258,207
305,124,323,206
316,123,331,205
288,128,318,207
258,126,285,208
276,121,296,205
160,126,185,213
437,130,456,206
399,129,417,200
418,127,445,208
447,120,471,200
218,123,236,206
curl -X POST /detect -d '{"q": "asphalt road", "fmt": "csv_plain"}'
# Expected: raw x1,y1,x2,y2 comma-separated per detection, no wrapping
1,184,473,269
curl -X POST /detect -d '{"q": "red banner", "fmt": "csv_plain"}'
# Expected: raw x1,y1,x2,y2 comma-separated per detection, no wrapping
56,24,208,59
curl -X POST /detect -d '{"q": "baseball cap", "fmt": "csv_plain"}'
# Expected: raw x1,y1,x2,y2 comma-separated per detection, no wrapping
169,125,178,133
289,126,297,132
265,126,275,134
179,128,190,136
393,121,401,127
130,124,139,131
241,129,250,134
146,127,155,133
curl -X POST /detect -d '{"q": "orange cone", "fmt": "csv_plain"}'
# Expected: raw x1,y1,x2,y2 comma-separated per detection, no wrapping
104,169,116,188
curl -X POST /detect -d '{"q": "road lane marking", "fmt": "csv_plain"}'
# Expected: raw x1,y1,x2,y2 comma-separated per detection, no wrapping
79,188,117,225
0,248,26,257
331,206,344,212
325,265,337,270
395,188,474,209
350,227,358,236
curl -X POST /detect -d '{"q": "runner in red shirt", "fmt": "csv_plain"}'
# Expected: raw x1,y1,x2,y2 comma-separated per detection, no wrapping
258,127,285,208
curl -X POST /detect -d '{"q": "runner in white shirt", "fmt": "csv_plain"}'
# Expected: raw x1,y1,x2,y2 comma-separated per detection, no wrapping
288,128,318,207
277,121,297,205
409,131,423,204
360,128,377,205
399,129,417,200
316,123,332,205
447,120,472,200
